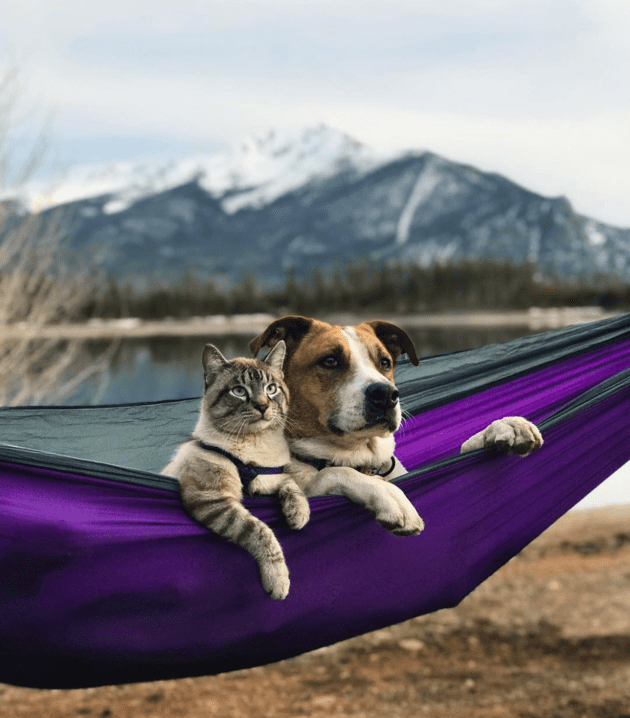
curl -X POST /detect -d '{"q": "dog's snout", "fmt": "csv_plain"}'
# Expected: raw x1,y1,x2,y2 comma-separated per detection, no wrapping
365,383,399,410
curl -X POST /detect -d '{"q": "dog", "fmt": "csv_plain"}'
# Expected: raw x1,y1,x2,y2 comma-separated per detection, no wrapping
250,315,543,536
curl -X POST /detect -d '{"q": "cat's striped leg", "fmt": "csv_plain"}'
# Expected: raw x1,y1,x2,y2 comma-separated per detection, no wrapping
181,480,290,600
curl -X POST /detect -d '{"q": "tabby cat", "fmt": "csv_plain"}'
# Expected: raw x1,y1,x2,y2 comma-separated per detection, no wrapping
161,340,309,600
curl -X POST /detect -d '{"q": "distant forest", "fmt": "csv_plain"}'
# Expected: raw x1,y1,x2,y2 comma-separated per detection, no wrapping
84,260,630,320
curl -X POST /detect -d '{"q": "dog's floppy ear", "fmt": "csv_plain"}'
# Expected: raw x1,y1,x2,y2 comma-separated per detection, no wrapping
365,320,419,366
250,315,314,358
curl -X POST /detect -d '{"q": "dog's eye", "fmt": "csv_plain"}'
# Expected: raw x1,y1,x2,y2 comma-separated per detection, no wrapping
380,357,392,371
230,385,248,398
266,383,278,397
320,355,339,369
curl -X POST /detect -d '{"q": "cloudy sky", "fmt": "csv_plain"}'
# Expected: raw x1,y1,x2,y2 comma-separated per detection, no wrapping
3,0,630,225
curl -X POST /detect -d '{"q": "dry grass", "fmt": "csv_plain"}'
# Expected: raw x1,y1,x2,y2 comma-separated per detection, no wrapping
0,67,112,406
0,211,113,405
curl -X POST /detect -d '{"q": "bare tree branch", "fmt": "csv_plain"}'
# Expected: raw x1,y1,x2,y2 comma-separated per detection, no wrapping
0,67,113,406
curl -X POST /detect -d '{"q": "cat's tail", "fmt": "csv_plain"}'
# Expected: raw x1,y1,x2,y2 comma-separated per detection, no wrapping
182,486,290,600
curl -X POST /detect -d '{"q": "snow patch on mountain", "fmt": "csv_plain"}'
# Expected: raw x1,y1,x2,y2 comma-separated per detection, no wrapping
205,124,391,214
584,219,608,246
23,158,181,214
395,158,444,246
24,124,396,216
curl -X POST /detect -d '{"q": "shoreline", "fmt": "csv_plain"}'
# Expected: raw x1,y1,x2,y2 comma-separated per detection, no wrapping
0,307,619,339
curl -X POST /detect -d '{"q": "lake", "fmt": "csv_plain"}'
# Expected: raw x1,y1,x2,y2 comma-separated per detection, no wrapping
79,324,534,405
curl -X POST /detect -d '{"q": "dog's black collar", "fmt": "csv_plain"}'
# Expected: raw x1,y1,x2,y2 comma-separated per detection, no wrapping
196,441,284,489
379,456,397,477
293,454,397,478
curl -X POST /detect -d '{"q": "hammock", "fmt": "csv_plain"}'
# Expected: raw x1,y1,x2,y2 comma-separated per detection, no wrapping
0,313,629,689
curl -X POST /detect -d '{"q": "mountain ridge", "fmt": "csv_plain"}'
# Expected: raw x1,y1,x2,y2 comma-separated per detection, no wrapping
8,124,630,288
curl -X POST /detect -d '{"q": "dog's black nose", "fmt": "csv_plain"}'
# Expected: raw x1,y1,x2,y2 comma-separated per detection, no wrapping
365,383,399,411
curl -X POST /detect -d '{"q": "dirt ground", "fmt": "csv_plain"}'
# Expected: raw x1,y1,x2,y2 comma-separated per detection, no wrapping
1,505,629,718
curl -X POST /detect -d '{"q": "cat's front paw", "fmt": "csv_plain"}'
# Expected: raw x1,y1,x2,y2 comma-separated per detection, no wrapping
260,561,290,600
461,416,543,457
279,483,310,530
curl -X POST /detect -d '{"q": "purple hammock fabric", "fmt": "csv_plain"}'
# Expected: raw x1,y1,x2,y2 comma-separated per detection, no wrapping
396,335,630,467
0,330,629,688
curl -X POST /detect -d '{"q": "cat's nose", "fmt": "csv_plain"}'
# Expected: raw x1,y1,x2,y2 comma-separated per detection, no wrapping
253,402,269,417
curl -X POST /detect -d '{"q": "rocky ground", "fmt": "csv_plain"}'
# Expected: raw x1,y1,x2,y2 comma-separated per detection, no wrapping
1,505,629,718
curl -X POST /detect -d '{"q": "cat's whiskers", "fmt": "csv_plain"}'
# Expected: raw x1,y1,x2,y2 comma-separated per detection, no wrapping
217,415,249,441
281,415,300,438
235,417,251,442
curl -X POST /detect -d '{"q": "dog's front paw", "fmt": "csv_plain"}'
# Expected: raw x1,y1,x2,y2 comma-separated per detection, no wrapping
460,416,543,457
372,482,425,536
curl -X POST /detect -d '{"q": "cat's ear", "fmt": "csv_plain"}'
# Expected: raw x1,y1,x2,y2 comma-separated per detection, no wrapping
264,340,286,373
202,344,230,387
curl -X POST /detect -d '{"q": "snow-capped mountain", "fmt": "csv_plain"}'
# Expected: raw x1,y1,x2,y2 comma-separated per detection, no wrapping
27,124,391,215
14,124,630,288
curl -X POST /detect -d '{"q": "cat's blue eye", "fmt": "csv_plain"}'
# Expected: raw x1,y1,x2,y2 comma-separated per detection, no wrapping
230,386,248,399
266,383,278,397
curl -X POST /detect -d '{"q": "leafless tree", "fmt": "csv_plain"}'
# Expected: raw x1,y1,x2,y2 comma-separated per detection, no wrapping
0,67,111,406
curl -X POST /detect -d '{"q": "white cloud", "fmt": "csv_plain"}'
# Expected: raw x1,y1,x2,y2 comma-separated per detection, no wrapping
2,0,630,224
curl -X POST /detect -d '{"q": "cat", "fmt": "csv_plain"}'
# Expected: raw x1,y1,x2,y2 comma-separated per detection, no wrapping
161,340,310,600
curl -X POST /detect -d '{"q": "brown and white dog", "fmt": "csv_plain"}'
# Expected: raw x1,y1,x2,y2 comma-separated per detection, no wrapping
250,315,543,536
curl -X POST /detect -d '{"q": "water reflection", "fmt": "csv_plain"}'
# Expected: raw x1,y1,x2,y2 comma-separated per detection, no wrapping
74,325,533,406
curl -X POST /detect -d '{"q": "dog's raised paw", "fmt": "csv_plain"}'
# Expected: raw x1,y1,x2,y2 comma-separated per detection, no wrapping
461,416,543,457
